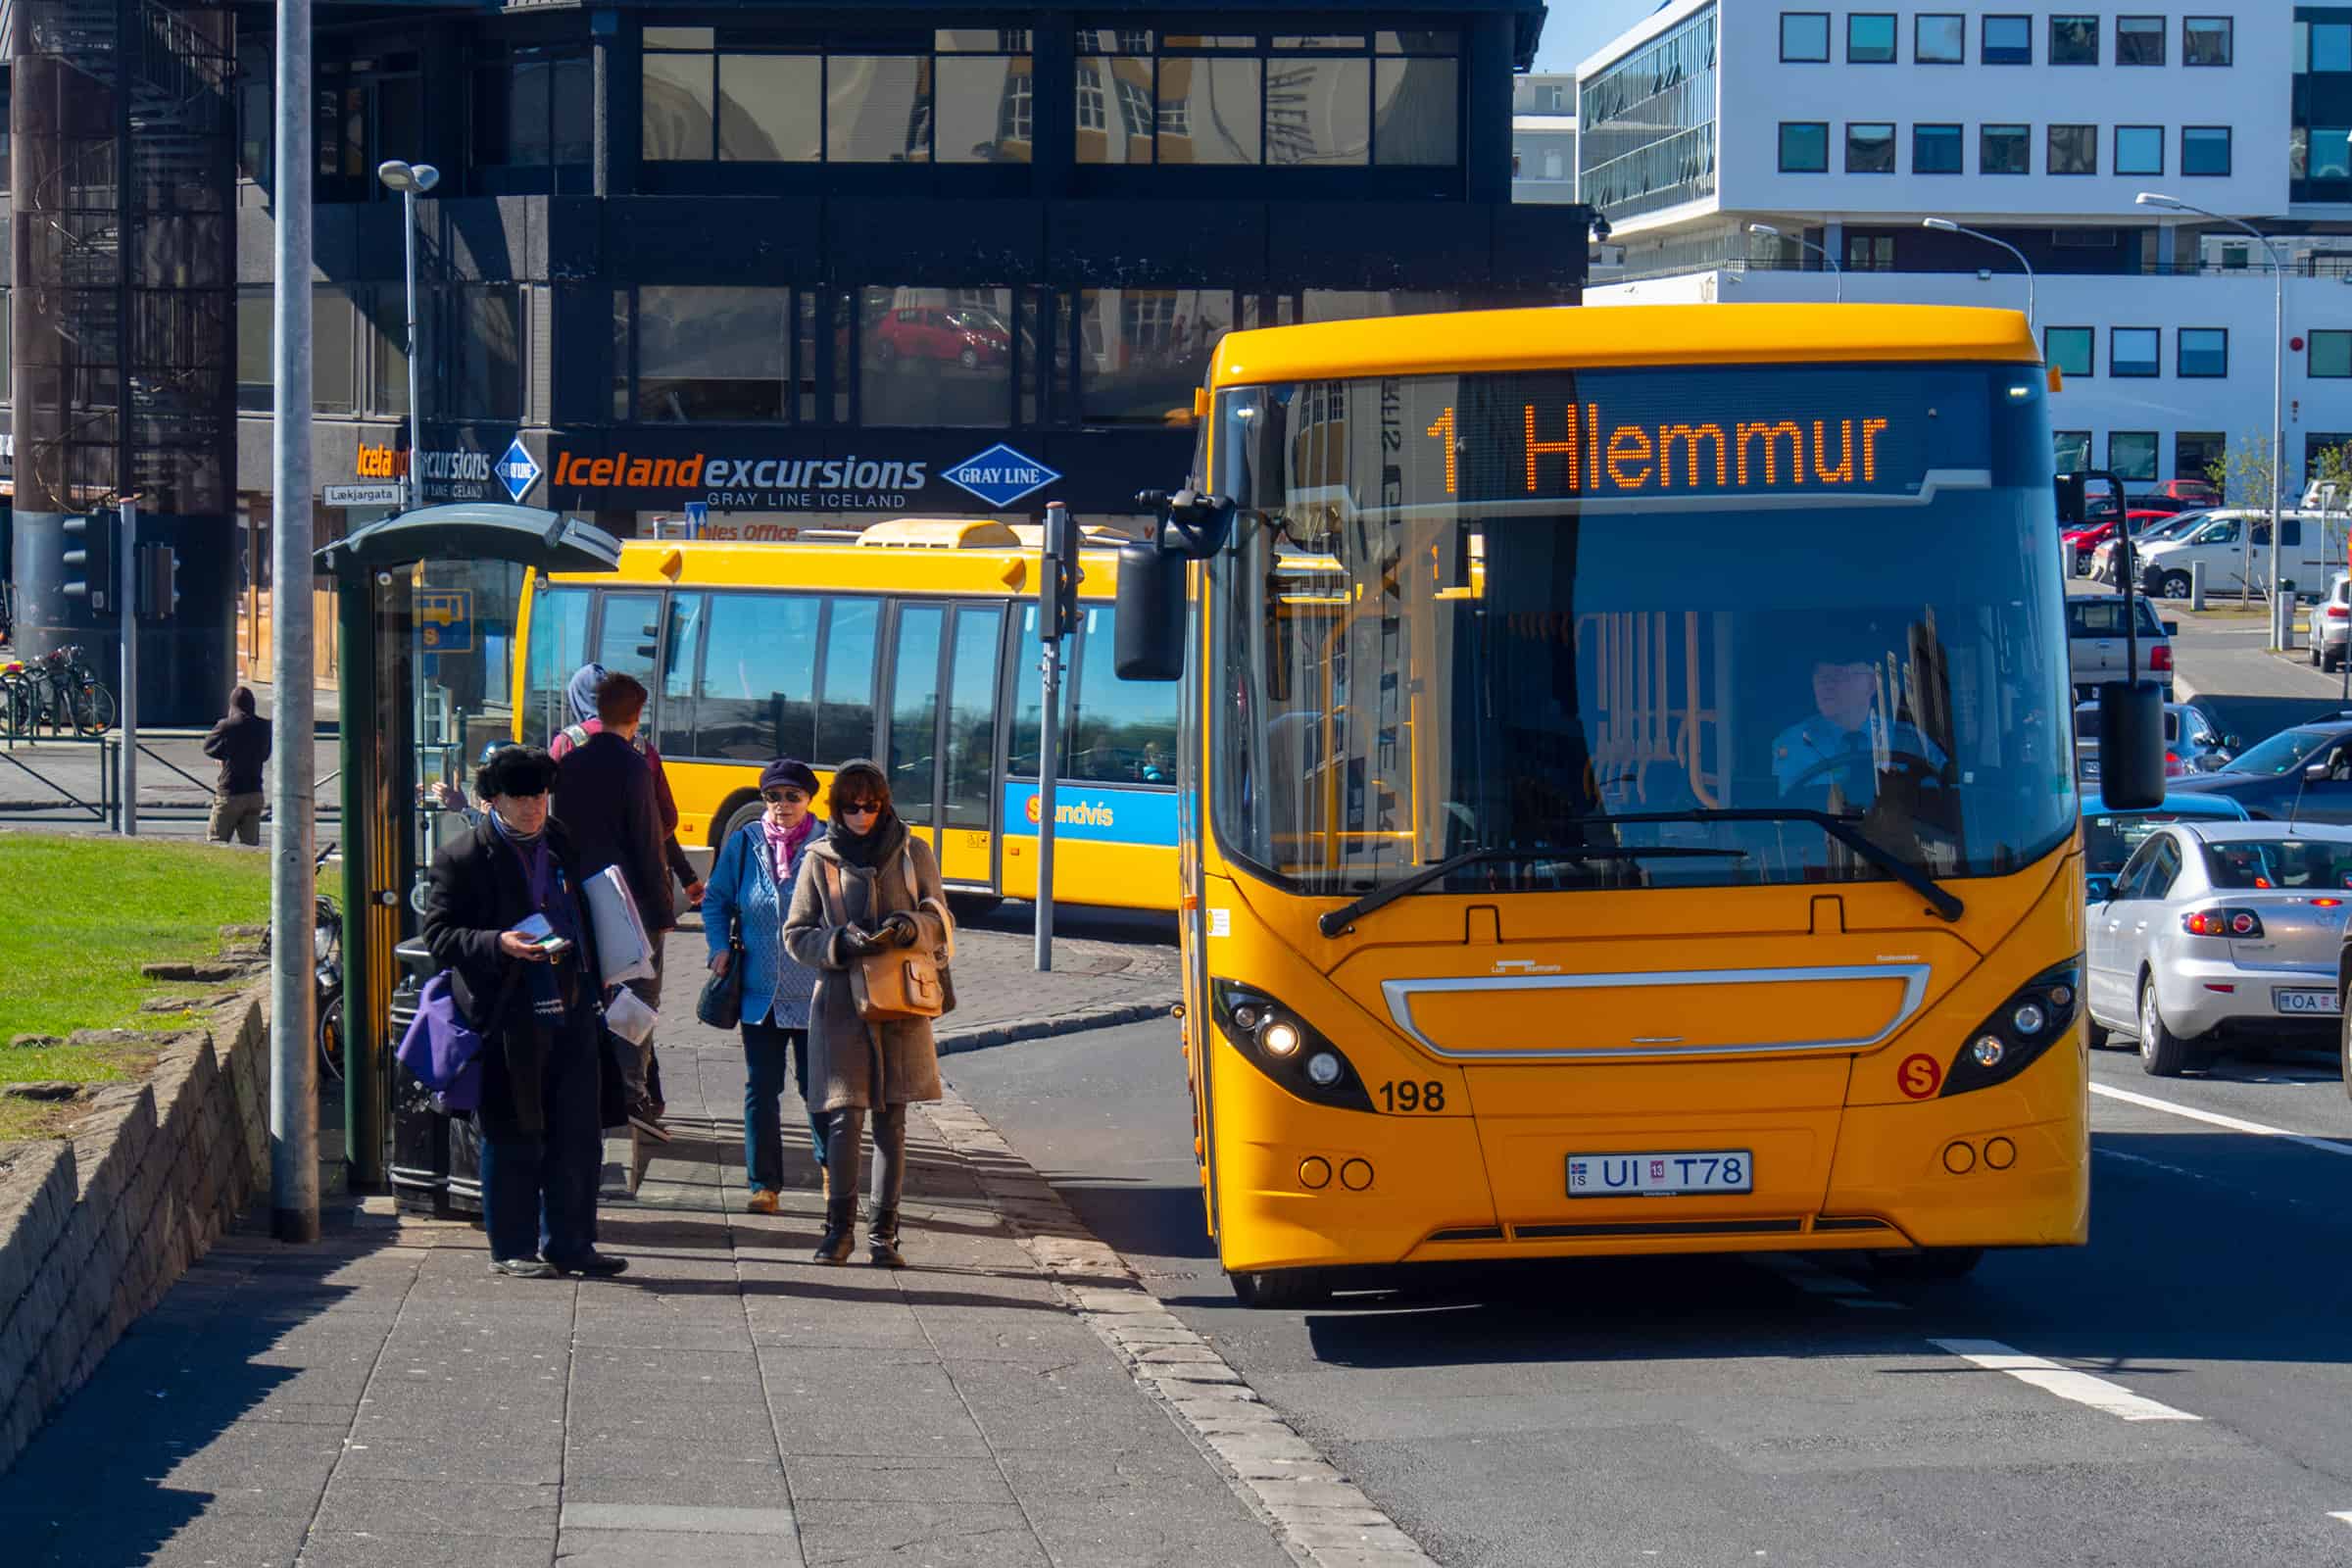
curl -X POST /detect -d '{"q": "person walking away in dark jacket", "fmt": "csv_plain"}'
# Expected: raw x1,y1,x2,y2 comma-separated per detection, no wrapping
550,671,675,1142
421,746,627,1279
553,662,702,1118
783,760,952,1266
706,758,832,1214
202,686,272,845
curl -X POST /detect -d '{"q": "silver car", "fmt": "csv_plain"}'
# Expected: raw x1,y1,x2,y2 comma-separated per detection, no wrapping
2072,700,2234,783
2311,570,2349,674
2086,821,2352,1076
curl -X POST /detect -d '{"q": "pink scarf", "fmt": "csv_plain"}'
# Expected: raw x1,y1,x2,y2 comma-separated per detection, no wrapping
760,812,816,890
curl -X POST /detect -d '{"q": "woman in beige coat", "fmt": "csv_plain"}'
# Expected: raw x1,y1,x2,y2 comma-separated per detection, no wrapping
783,759,951,1265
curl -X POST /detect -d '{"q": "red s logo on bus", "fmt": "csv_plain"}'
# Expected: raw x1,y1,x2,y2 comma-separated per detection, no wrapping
1897,1054,1942,1100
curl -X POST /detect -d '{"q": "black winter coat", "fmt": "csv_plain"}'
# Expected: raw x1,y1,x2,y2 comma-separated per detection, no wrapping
551,731,676,934
421,817,608,1138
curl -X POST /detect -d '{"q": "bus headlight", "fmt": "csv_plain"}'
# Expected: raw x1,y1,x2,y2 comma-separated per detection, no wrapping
1943,959,2081,1098
1211,981,1374,1112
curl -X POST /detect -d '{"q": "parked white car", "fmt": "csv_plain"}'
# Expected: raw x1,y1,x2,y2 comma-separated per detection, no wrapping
2085,821,2352,1075
2136,510,2334,601
2313,571,2351,674
2088,510,2215,583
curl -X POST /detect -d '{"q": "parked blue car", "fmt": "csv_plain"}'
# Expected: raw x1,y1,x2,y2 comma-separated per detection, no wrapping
2081,791,2252,903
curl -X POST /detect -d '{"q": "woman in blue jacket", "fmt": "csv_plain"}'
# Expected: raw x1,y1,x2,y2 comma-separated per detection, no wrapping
705,758,831,1214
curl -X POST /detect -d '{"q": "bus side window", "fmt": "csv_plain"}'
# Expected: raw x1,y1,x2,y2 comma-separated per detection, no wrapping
698,592,819,760
1068,605,1180,784
521,585,592,746
814,596,881,763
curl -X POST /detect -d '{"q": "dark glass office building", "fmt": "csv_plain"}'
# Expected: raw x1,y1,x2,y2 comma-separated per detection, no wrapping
9,2,1591,712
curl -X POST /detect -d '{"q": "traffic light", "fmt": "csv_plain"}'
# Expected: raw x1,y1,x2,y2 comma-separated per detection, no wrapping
1040,501,1083,640
135,542,180,620
61,509,119,612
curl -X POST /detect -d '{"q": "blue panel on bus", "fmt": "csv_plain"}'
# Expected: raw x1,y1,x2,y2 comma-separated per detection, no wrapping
1002,783,1179,845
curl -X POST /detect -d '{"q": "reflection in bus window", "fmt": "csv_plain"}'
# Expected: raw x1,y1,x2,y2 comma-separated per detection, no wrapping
945,608,1004,826
594,591,662,700
891,606,945,820
815,597,880,762
656,593,705,758
521,586,590,746
1067,606,1180,783
1007,605,1075,776
698,592,818,760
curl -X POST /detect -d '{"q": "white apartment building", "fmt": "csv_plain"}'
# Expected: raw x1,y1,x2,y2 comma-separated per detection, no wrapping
1512,72,1579,202
1576,3,2352,491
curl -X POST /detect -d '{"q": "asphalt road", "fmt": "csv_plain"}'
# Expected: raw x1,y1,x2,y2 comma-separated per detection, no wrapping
947,1019,2352,1567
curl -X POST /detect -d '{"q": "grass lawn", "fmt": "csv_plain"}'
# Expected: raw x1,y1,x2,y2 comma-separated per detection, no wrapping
0,833,270,1136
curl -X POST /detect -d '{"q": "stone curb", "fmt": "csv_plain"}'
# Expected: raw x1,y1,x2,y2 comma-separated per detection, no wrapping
918,1090,1440,1568
935,997,1176,1056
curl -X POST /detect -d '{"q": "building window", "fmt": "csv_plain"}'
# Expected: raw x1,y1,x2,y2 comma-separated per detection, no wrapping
645,29,998,164
2044,326,2093,377
1983,15,2032,65
2117,16,2165,65
2177,432,2225,482
2054,430,2092,471
2297,128,2352,181
1846,14,1896,63
1845,233,1894,271
2110,431,2159,482
1981,123,2030,174
2308,434,2352,486
1845,122,1894,173
1075,61,1106,130
1915,15,1965,63
2309,22,2352,73
314,287,357,416
2182,125,2231,175
2047,124,2097,175
236,287,272,413
2183,18,2232,67
859,286,1016,427
2112,327,2161,378
1780,13,1830,62
449,286,521,421
2312,330,2352,379
618,286,795,422
2049,16,2099,65
1779,122,1829,172
2179,328,2229,378
1579,7,1717,221
1076,289,1233,424
2115,124,2163,176
1914,122,1963,173
935,34,1036,165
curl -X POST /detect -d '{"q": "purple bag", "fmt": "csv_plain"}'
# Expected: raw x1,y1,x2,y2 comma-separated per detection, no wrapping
395,972,486,1114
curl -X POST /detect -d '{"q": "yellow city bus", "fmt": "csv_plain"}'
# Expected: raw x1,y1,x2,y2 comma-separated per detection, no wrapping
1119,303,2091,1304
514,518,1180,909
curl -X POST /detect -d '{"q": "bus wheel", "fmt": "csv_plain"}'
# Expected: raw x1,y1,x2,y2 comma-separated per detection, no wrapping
1229,1267,1331,1309
1868,1247,1984,1281
948,893,1004,920
717,796,764,847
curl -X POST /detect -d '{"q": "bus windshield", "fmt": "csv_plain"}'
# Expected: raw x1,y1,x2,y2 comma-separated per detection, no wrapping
1207,363,2076,897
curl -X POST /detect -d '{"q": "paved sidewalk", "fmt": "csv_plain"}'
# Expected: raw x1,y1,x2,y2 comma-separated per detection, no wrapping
0,1036,1288,1567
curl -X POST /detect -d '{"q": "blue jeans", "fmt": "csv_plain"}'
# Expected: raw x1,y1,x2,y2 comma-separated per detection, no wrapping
743,1016,833,1194
479,1014,603,1264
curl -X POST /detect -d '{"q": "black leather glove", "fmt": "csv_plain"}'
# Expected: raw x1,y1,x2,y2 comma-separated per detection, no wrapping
841,925,887,958
881,910,920,948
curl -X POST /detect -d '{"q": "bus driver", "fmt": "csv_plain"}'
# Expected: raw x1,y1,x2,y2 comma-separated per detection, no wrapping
1772,633,1946,808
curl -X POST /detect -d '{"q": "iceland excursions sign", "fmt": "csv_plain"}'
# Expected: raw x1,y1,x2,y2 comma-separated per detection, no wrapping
542,438,1063,514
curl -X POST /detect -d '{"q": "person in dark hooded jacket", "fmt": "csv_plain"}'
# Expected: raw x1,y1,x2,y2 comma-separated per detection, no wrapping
202,686,272,845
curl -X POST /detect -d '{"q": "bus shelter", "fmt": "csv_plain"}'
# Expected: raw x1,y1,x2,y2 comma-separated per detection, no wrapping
316,505,621,1190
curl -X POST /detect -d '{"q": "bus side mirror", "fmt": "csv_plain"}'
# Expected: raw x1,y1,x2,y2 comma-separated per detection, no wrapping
1113,545,1186,682
2084,873,2117,905
1136,487,1237,560
2055,474,2087,525
2097,682,2166,810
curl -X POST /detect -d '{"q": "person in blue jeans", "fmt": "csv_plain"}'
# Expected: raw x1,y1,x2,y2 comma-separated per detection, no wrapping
705,758,831,1214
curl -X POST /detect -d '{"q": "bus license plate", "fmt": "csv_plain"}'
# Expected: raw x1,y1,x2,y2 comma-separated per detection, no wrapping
1568,1151,1753,1198
2274,988,2340,1015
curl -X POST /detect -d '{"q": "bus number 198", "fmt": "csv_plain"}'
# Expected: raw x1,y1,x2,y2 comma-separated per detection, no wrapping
1378,1081,1446,1113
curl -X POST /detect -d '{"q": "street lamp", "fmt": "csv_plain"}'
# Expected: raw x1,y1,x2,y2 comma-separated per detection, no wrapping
375,160,439,513
1748,222,1842,303
2139,191,2286,639
1921,219,2034,325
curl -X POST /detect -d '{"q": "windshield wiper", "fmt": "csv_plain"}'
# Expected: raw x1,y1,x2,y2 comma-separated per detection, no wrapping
1573,808,1965,922
1316,844,1750,938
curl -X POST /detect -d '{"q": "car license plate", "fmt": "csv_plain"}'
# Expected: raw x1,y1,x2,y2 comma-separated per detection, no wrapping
2274,988,2340,1015
1568,1151,1753,1197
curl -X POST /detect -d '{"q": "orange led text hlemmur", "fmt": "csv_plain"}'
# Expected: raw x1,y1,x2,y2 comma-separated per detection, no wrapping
1424,407,1892,495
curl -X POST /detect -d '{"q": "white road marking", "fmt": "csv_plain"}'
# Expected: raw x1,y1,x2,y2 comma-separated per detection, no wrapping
2329,1511,2352,1528
2090,1083,2352,1160
1931,1338,2200,1422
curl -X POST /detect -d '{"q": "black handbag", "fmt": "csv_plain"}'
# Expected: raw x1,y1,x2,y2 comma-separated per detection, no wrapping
696,938,746,1030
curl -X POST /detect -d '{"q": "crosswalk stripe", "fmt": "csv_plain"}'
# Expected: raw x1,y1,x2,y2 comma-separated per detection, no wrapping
1932,1338,2200,1422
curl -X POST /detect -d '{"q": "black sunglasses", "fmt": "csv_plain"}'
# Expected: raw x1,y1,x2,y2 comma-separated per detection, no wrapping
837,801,880,815
762,789,808,804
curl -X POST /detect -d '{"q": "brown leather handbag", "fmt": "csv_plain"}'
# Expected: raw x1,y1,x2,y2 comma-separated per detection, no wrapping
822,858,948,1023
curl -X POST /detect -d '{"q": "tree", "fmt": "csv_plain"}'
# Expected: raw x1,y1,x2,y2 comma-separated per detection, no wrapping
2314,440,2352,587
2206,435,2279,605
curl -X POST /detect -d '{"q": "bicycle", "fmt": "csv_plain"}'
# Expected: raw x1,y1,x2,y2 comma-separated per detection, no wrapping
261,842,345,1085
18,647,116,737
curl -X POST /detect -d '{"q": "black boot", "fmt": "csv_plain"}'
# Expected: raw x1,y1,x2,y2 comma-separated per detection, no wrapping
867,1207,904,1268
812,1200,855,1264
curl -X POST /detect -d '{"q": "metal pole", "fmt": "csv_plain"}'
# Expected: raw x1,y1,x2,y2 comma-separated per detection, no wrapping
270,0,319,1245
403,186,421,512
2269,237,2284,641
119,500,136,836
1034,634,1060,972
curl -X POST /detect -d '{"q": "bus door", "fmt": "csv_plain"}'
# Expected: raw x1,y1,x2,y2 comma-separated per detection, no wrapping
885,600,1004,889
